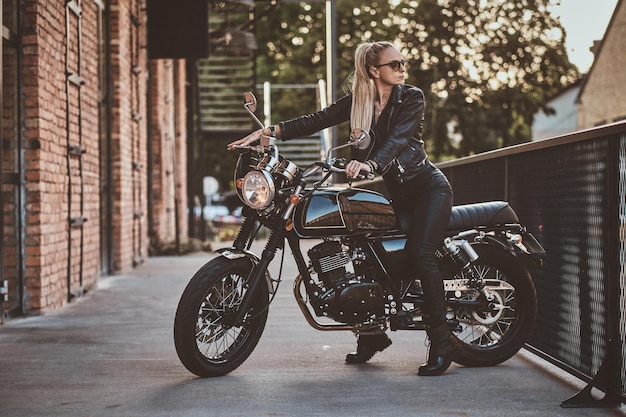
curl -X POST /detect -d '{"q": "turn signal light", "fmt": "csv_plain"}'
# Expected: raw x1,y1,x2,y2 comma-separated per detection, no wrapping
236,178,243,189
289,194,300,204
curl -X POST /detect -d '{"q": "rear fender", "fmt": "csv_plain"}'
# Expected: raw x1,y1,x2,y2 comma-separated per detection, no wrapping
471,235,537,273
474,234,514,254
438,231,525,274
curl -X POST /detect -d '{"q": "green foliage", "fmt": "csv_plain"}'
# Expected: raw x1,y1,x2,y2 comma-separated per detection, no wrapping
254,0,580,159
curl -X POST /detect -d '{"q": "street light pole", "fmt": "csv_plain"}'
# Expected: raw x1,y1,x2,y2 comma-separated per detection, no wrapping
325,0,337,148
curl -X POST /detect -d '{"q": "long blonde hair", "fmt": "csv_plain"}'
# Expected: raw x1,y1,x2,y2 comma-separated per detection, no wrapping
350,41,394,134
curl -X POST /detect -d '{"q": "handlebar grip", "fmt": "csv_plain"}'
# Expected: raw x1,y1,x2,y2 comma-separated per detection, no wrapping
333,158,347,169
355,172,375,181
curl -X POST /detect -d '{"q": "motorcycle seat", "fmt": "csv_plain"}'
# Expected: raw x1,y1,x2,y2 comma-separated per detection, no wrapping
447,201,519,231
396,201,519,233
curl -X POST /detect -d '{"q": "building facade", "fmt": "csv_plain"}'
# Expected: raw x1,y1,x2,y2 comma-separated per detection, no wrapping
532,83,581,141
577,0,626,128
1,0,188,316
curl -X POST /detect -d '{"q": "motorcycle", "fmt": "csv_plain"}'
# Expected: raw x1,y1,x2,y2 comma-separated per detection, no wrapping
173,92,546,377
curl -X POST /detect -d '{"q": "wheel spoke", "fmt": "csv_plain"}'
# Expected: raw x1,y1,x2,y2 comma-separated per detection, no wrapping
450,262,520,349
192,272,258,363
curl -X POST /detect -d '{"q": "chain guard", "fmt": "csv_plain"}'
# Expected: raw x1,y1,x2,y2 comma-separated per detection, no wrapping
444,278,515,325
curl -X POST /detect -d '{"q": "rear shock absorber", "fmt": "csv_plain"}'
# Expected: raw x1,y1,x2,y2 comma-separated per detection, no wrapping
444,238,478,268
444,238,481,286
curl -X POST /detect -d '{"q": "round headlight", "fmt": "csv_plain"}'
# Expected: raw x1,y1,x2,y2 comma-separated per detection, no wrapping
241,170,275,209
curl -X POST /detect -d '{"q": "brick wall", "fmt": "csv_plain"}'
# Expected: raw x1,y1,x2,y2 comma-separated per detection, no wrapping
174,61,189,244
2,0,189,314
147,59,189,248
109,0,149,271
20,0,101,312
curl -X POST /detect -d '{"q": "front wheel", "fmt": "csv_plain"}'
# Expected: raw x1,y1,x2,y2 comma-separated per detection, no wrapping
448,244,537,367
174,256,269,377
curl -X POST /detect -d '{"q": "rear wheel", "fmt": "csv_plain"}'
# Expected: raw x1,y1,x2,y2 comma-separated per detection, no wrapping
174,256,269,377
448,244,537,367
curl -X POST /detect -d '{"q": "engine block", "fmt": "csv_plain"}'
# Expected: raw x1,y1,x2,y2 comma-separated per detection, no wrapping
307,240,385,325
308,241,350,288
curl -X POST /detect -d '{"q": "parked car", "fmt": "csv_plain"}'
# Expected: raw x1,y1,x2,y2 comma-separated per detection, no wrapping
202,204,229,222
203,204,243,226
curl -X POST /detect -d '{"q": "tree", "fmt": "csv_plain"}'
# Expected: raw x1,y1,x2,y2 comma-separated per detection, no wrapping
255,2,329,120
254,0,579,159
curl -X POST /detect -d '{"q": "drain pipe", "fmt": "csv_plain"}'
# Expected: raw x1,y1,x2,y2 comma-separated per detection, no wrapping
0,0,4,321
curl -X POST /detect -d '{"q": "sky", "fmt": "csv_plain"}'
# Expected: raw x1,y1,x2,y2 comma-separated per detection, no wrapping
549,0,619,72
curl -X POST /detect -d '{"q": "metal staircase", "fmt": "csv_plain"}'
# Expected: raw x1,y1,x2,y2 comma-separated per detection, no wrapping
198,0,257,133
196,1,328,182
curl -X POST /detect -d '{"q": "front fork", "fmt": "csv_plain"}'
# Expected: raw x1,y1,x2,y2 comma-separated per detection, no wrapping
231,183,305,325
231,207,260,252
229,219,287,326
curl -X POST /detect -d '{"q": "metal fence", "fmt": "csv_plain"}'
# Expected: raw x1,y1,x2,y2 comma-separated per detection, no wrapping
438,122,626,407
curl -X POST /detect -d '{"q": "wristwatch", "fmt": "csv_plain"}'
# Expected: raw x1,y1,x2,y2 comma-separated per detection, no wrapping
268,125,276,137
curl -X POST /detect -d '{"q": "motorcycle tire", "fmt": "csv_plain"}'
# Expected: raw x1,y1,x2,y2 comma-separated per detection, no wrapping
450,243,537,367
174,256,269,377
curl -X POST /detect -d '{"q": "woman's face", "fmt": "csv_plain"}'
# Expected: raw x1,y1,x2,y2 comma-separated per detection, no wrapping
371,46,407,86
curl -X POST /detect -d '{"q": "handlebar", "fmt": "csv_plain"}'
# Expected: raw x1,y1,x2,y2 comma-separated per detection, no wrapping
232,140,373,181
325,159,375,181
231,144,266,152
230,134,277,152
231,135,279,157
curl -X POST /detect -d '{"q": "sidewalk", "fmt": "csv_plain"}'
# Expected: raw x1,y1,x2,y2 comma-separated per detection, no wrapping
0,243,624,417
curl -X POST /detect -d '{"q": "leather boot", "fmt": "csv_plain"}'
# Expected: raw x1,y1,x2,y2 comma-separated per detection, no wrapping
418,324,462,376
345,333,392,364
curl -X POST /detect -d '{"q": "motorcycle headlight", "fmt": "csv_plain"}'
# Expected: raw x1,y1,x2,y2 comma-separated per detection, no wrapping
241,170,275,209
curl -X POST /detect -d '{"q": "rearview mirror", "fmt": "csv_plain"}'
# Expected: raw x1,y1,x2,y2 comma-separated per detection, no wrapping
242,92,264,129
349,129,371,150
243,92,257,113
325,129,372,161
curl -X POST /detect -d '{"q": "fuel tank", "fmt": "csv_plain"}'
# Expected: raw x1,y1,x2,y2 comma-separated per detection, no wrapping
292,187,397,237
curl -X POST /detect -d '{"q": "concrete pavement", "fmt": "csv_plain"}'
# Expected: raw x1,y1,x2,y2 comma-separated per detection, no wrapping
0,239,624,417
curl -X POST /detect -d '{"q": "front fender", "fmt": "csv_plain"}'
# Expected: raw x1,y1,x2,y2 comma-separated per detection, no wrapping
217,247,260,262
216,248,275,294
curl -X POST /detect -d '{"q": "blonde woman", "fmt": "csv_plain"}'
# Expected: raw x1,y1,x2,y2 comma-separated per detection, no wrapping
228,41,459,376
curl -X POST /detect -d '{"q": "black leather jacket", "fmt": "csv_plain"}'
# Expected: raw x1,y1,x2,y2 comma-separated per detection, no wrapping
279,84,429,184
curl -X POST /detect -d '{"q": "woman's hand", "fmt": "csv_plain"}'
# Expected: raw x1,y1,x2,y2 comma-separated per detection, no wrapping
345,159,371,179
227,128,264,151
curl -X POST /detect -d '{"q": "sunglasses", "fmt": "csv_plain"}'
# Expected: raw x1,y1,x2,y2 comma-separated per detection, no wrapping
373,59,408,71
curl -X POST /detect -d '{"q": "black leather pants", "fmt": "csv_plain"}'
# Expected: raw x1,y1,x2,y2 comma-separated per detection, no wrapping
387,163,453,328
